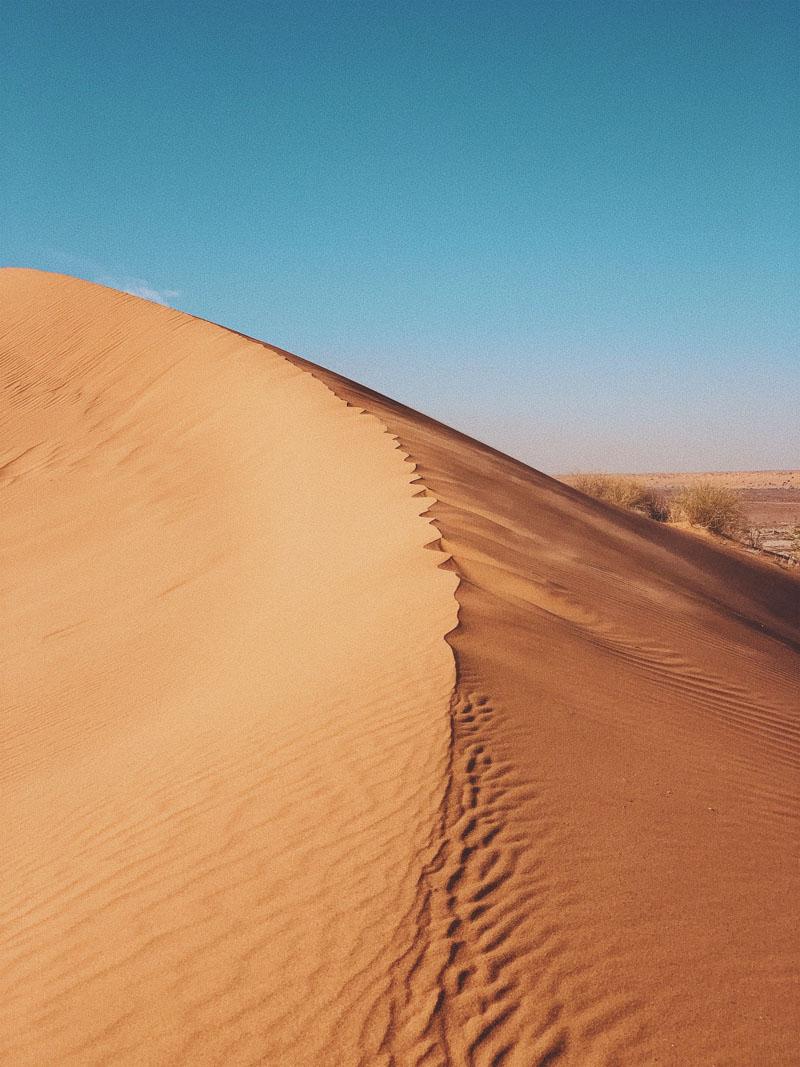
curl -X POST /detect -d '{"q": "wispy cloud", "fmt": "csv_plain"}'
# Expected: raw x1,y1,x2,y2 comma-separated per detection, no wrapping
95,275,180,306
36,251,180,307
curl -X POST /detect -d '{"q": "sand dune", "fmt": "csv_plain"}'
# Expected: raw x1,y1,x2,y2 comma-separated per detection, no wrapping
2,270,798,1065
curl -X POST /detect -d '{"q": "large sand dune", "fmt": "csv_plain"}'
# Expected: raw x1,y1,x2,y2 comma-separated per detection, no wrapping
2,269,798,1065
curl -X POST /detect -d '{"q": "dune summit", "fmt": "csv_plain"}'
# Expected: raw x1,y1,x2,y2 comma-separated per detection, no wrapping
2,269,798,1066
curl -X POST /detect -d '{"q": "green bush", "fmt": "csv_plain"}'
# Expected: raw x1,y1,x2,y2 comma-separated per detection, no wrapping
572,473,669,522
673,481,742,535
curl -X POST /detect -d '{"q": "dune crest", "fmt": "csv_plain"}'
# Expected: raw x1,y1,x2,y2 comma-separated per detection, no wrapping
282,354,800,1065
2,269,799,1065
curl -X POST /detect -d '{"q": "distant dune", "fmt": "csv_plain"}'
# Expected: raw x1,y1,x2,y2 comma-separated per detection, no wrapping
2,269,799,1066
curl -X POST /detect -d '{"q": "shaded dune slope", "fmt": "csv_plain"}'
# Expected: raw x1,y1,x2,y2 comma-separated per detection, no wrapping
276,358,800,1065
2,270,799,1065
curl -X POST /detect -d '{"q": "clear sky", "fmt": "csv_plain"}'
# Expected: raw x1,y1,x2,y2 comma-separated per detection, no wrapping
3,0,798,472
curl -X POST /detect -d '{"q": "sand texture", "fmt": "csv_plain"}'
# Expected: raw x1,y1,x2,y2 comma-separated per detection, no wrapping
2,270,799,1065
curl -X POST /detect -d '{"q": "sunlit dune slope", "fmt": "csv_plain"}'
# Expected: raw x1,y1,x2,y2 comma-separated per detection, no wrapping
2,269,799,1066
0,269,458,1065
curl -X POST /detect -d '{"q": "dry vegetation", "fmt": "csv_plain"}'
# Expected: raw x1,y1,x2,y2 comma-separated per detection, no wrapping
574,474,742,533
742,526,765,550
672,481,742,534
571,473,800,565
572,473,669,522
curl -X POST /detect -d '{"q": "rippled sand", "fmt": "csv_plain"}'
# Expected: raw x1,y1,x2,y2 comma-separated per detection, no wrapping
2,269,798,1065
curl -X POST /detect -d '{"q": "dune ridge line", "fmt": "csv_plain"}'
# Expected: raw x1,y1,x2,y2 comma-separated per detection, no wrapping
1,268,461,1064
260,348,527,1064
275,343,800,1065
2,269,798,1065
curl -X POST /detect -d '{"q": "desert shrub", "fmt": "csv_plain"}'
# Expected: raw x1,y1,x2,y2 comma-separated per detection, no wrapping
673,481,742,535
572,473,669,522
637,488,671,523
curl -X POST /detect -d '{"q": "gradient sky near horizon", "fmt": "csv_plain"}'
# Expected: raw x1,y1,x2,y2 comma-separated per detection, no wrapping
3,1,798,472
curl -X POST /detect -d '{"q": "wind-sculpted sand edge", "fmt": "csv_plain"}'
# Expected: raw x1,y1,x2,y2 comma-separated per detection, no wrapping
0,269,460,1065
2,269,798,1066
282,348,800,1066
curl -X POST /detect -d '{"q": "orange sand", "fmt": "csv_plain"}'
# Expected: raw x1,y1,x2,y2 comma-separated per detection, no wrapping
2,269,798,1065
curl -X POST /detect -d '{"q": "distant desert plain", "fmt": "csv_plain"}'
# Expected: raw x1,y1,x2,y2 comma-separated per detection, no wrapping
559,470,800,562
2,269,799,1066
624,469,799,527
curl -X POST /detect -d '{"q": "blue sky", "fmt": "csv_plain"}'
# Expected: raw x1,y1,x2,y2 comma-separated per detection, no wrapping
3,0,798,471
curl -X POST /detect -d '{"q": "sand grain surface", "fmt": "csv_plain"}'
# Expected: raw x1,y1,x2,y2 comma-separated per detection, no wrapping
2,270,799,1065
1,270,457,1064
